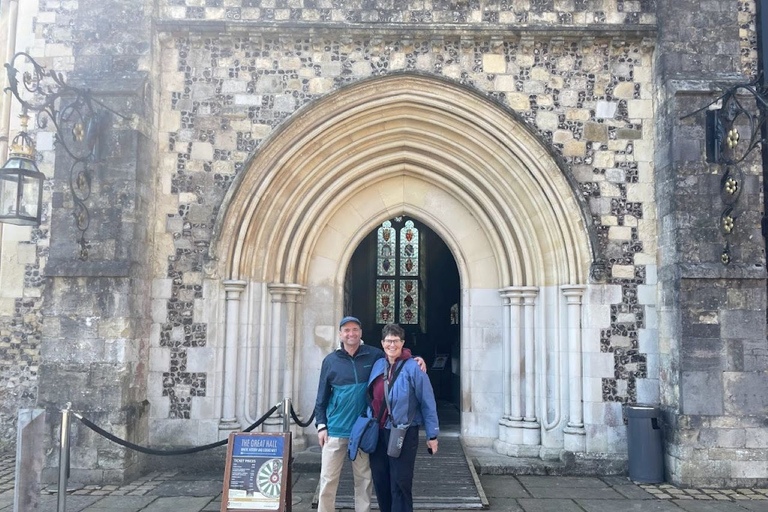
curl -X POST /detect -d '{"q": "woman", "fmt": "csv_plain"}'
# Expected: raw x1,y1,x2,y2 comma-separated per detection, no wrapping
366,323,439,512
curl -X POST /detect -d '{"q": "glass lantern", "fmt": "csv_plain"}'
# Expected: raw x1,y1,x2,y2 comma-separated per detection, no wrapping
0,125,44,226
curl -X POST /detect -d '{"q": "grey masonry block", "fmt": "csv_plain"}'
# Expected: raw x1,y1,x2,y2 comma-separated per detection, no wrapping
680,338,723,371
681,371,723,415
721,310,768,339
743,339,768,372
723,371,768,416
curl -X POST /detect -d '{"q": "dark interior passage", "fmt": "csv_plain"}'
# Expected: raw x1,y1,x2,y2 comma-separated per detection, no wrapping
345,217,461,410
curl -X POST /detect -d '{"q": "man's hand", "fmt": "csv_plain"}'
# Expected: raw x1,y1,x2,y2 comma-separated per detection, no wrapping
318,429,328,447
427,438,438,454
414,356,427,373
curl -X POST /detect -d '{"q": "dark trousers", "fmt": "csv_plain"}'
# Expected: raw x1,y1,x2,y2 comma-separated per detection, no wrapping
369,426,420,512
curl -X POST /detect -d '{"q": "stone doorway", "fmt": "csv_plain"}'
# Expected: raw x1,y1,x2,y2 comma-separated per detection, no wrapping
211,74,596,449
345,216,461,410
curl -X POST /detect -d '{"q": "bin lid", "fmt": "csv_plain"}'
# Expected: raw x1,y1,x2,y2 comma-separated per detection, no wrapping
625,403,660,418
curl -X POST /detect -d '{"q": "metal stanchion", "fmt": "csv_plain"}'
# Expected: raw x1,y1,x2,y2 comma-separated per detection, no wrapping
57,402,72,512
282,398,291,433
282,398,292,512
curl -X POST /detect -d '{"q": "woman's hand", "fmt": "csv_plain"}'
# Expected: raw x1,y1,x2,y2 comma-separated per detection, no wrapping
427,438,438,454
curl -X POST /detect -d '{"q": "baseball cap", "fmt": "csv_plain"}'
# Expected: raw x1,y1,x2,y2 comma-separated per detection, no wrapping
339,316,361,329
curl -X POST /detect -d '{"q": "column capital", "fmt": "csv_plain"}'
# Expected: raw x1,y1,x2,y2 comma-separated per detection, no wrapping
561,285,587,303
223,279,247,291
521,286,538,304
499,286,533,303
268,283,307,302
223,280,247,299
499,287,523,305
499,286,523,297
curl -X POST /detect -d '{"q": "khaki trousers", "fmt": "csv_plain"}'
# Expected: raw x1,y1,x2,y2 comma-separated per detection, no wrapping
318,436,372,512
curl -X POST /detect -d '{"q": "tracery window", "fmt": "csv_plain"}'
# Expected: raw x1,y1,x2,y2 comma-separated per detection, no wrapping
376,218,421,325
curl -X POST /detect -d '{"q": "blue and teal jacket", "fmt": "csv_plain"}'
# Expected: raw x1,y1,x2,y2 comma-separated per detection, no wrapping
366,358,439,440
314,344,384,438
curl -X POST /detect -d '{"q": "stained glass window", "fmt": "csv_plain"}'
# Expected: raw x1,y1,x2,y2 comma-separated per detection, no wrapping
400,220,419,276
375,218,422,326
375,279,395,324
399,279,419,324
377,221,396,276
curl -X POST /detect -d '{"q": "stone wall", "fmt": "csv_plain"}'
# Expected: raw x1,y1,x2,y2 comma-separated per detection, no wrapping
0,0,50,450
149,8,659,450
0,0,765,486
0,0,160,483
655,0,767,487
159,0,657,25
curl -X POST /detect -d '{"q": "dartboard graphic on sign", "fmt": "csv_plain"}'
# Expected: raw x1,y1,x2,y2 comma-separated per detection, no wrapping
222,433,290,511
256,458,283,499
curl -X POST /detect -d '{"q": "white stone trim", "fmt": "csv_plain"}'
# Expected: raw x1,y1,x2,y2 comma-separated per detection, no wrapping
220,280,247,432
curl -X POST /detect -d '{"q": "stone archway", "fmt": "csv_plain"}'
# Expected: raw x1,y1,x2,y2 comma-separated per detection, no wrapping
212,74,595,454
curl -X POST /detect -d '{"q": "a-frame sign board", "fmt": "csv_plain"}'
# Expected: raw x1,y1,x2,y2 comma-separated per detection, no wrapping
221,432,292,512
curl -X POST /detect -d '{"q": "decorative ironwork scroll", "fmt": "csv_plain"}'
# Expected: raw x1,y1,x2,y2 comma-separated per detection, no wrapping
4,52,127,260
682,75,768,265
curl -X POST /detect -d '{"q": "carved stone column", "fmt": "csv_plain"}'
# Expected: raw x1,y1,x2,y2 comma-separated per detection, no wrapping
220,280,247,433
562,285,587,452
495,287,535,456
263,283,306,437
281,284,307,449
521,287,540,446
263,284,285,431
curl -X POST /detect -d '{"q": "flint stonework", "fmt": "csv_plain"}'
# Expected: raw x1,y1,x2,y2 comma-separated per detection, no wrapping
0,0,764,488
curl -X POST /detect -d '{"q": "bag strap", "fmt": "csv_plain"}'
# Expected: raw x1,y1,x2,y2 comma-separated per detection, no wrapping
384,361,415,427
365,361,405,423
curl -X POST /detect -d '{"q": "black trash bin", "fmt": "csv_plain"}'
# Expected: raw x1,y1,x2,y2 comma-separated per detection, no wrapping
625,404,664,483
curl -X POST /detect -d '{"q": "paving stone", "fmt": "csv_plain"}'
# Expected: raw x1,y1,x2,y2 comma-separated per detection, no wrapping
673,500,756,512
38,495,105,512
479,476,531,498
518,498,584,512
486,497,524,511
292,473,319,493
201,500,222,511
576,499,683,512
147,479,223,496
614,485,657,500
738,502,768,512
518,476,610,488
527,487,624,499
171,472,222,481
602,476,636,486
140,497,214,512
80,495,157,510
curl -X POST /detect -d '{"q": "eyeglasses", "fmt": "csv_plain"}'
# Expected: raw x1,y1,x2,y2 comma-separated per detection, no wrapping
382,338,403,345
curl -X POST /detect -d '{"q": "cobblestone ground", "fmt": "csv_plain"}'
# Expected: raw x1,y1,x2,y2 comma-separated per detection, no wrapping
2,449,768,509
639,484,768,501
35,470,768,502
42,470,181,497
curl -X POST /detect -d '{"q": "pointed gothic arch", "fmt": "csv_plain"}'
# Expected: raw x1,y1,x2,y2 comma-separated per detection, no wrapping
211,73,597,453
212,73,596,287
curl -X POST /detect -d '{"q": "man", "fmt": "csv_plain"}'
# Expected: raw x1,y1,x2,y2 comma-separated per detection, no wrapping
314,317,425,512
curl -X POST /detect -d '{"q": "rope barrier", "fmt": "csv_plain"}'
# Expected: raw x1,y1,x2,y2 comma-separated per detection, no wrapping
73,402,281,456
290,404,315,428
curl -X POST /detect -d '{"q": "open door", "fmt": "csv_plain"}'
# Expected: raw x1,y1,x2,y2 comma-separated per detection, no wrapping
345,217,461,411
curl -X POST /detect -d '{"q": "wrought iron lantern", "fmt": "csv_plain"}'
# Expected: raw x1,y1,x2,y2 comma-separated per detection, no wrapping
1,52,126,259
0,111,44,226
